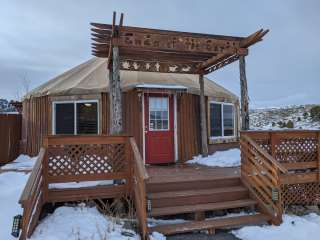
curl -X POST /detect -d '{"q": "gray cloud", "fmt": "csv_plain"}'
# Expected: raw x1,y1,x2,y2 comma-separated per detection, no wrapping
0,0,319,108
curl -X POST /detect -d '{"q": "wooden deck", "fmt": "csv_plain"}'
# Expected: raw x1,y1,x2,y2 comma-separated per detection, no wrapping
146,164,240,184
17,130,320,239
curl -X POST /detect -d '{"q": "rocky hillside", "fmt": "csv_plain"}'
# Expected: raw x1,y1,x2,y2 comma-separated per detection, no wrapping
250,104,320,130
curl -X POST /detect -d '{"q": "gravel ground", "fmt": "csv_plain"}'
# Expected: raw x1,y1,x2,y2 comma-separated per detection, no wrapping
167,231,240,240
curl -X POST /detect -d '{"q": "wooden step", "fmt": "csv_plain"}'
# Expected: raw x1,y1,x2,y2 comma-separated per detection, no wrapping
149,199,257,217
147,177,241,193
148,186,249,208
149,213,270,235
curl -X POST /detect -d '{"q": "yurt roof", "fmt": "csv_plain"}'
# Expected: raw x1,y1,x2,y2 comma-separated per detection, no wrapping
25,58,238,102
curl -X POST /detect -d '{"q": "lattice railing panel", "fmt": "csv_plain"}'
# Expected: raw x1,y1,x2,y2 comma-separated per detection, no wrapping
47,143,127,178
275,137,318,163
282,183,320,206
255,138,271,154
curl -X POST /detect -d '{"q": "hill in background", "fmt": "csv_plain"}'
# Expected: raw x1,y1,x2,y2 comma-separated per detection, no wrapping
250,104,320,130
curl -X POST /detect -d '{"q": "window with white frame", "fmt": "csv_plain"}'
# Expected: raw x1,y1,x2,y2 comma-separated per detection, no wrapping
53,100,99,135
210,102,235,138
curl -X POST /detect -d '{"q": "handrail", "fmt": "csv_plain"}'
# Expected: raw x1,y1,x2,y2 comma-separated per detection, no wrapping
130,137,149,240
242,135,288,174
19,148,45,204
130,137,149,180
240,134,284,225
19,147,46,239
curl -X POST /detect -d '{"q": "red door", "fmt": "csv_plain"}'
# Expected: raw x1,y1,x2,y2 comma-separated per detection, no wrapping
145,94,174,164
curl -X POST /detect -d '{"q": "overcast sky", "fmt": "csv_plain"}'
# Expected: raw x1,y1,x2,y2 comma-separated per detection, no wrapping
0,0,319,108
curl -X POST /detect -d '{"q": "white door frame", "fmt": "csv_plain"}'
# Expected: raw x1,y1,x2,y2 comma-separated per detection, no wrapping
141,92,178,164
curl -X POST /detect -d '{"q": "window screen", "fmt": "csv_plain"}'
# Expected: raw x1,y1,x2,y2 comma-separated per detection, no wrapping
77,102,98,134
55,103,74,134
149,97,169,130
210,103,222,137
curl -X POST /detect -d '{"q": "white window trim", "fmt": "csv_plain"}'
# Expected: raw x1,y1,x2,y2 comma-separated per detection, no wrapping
209,101,236,140
148,96,170,131
52,99,100,135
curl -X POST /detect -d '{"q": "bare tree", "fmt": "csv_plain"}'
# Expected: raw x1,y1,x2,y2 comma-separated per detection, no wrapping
21,73,31,96
13,73,31,101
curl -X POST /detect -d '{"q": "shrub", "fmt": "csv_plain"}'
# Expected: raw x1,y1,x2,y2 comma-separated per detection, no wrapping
286,120,294,128
303,112,309,119
310,106,320,121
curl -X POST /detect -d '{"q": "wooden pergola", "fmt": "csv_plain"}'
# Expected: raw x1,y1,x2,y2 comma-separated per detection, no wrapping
90,12,268,156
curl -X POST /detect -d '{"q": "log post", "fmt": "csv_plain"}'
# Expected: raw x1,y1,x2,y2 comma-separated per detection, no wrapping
199,74,208,157
109,46,123,134
239,54,250,130
318,132,320,182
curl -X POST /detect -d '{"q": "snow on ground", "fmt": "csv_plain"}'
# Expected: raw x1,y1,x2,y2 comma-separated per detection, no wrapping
148,218,187,227
0,171,30,240
29,206,140,240
187,148,240,167
233,213,320,240
1,154,37,171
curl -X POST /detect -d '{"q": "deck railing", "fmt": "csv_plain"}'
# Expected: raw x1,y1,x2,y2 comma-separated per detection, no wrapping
241,130,320,224
19,135,149,240
43,135,132,202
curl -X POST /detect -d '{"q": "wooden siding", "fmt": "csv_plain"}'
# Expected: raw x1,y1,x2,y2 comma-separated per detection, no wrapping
0,114,22,165
123,91,143,154
177,93,201,162
98,91,144,154
22,96,49,156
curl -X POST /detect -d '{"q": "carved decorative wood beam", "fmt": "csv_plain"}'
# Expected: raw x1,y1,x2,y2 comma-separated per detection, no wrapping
90,17,268,74
240,29,269,48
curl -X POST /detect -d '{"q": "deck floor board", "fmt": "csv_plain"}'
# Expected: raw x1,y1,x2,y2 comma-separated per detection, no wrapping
146,164,240,184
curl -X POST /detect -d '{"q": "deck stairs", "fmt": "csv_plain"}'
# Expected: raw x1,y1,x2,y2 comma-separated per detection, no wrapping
146,172,270,235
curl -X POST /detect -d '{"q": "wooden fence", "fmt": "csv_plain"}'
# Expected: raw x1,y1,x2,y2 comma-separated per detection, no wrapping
19,135,149,240
0,113,21,165
241,130,320,224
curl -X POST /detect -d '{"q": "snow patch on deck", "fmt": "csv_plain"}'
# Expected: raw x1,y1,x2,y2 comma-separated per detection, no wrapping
187,148,241,167
1,154,37,171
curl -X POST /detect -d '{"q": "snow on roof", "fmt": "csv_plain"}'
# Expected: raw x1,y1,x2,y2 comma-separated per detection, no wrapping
24,57,238,102
135,84,187,89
